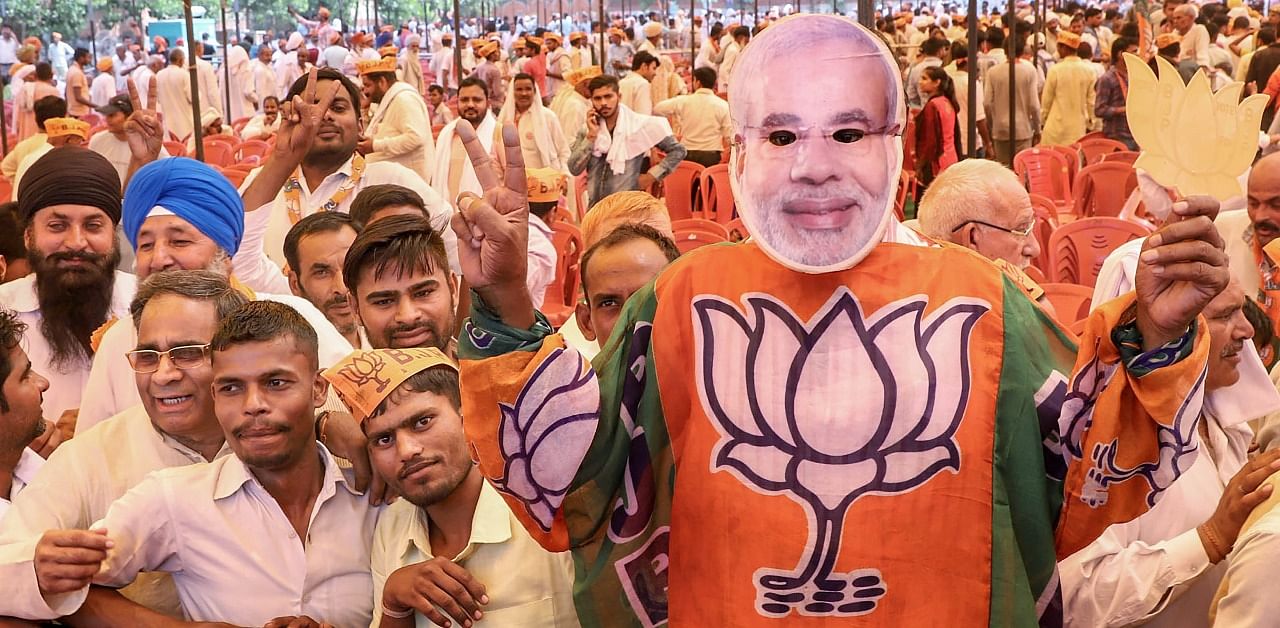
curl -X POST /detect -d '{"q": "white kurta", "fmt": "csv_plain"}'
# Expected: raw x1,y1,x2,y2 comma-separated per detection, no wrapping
155,64,193,141
223,46,254,122
195,57,222,118
90,72,116,109
250,59,278,111
365,81,435,182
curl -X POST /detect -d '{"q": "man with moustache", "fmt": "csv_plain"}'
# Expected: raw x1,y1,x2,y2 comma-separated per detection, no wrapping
0,147,130,431
0,308,49,520
1217,152,1280,365
28,301,379,627
323,348,579,627
449,14,1232,626
431,77,506,209
344,215,457,355
355,56,435,182
239,68,451,282
285,212,366,349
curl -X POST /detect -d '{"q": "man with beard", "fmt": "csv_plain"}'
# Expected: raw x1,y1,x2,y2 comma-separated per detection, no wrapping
344,215,457,355
431,77,506,209
285,212,365,349
28,301,379,627
568,74,686,208
240,69,451,282
323,348,579,628
1214,152,1280,365
0,147,129,428
448,14,1232,627
0,308,49,520
498,73,570,172
356,56,435,182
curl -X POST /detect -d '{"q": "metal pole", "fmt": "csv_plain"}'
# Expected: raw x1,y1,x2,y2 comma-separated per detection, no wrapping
183,0,204,161
87,0,97,60
857,0,872,26
452,0,461,86
233,0,241,44
374,0,380,33
599,0,606,66
560,0,566,37
690,0,695,65
1007,1,1016,161
221,0,231,119
966,0,977,158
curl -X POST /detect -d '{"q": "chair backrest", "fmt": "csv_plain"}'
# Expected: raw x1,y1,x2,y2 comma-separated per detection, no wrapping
1047,144,1081,184
221,167,249,188
1075,137,1130,165
206,134,240,150
901,116,917,173
662,160,704,221
574,172,588,216
1029,193,1059,273
238,139,271,161
1048,217,1150,286
894,171,911,221
1077,130,1108,143
163,140,187,158
673,218,730,253
1071,162,1138,218
726,217,749,242
1041,282,1095,323
230,116,253,135
544,221,585,314
0,177,12,204
201,140,236,167
1100,150,1139,165
699,164,735,225
1013,148,1073,207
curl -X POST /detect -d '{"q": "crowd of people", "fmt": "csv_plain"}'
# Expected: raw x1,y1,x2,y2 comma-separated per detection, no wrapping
0,1,1279,626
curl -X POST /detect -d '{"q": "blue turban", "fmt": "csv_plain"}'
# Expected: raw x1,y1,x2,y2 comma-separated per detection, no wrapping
375,31,394,49
122,158,244,257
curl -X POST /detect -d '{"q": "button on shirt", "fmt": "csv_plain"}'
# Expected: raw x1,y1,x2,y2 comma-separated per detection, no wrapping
0,405,232,620
43,444,380,627
370,481,579,628
0,271,136,422
653,88,730,152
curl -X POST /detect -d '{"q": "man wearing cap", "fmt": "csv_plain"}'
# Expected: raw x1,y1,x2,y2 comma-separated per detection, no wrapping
324,348,580,628
13,118,91,194
523,167,565,308
551,65,599,144
356,56,435,182
90,58,117,109
320,31,348,70
276,33,308,99
500,73,570,174
545,33,571,98
156,48,193,141
432,33,459,95
654,66,730,167
65,48,95,119
400,35,426,95
606,28,634,77
3,96,64,184
89,94,171,185
569,31,592,71
1157,33,1200,84
472,41,505,112
0,147,129,433
292,5,337,51
523,37,549,97
28,301,380,627
250,45,279,110
1040,30,1096,146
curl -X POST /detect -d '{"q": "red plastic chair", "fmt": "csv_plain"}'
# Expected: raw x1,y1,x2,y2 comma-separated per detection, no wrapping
1013,148,1073,211
0,177,11,204
1048,144,1081,185
1077,130,1108,143
574,172,588,215
1041,282,1095,323
238,139,271,161
1048,217,1151,287
206,134,240,151
1024,265,1047,284
726,217,749,242
698,164,736,225
1100,151,1139,165
1075,137,1130,165
1071,162,1138,218
541,221,584,327
230,116,253,135
672,218,729,253
220,167,248,188
661,161,704,221
79,112,104,128
201,140,236,167
1029,193,1059,273
163,140,187,157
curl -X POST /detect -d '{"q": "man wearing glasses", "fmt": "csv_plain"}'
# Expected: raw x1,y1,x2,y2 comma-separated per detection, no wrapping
917,159,1043,271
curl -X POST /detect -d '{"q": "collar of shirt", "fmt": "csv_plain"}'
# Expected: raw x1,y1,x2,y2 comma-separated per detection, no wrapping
11,447,45,497
295,154,357,196
400,480,513,563
694,87,715,96
212,442,362,501
0,270,135,314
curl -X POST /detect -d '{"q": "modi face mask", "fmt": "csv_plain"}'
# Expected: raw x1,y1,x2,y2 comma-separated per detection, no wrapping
727,15,905,274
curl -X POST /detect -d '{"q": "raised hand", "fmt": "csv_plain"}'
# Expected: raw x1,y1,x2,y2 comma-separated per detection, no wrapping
1135,196,1231,350
381,557,488,628
34,529,113,596
125,76,164,164
271,67,340,166
449,120,535,328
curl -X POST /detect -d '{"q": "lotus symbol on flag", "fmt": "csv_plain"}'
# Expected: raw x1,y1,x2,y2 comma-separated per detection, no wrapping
1123,52,1268,201
490,347,600,532
694,290,988,618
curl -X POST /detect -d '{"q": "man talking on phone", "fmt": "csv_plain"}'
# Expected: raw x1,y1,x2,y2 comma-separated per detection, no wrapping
568,73,686,210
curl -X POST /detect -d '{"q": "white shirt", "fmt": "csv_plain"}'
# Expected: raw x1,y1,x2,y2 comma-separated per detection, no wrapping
239,112,280,140
0,36,17,64
618,72,653,116
1213,473,1280,624
88,132,171,187
131,65,155,108
12,142,52,195
239,155,453,287
42,445,379,627
76,292,353,434
0,405,232,620
1181,24,1212,68
156,64,194,141
527,214,557,311
653,88,730,152
718,42,743,92
90,72,116,109
0,271,136,422
948,69,986,154
250,59,279,107
1059,411,1252,627
0,448,45,521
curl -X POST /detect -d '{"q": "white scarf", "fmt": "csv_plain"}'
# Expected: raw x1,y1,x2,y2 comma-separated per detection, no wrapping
431,112,498,202
497,79,567,172
366,81,428,136
592,104,672,175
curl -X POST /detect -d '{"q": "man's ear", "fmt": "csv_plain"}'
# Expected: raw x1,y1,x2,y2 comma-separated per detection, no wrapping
0,255,8,282
287,268,301,297
312,372,330,409
575,299,596,342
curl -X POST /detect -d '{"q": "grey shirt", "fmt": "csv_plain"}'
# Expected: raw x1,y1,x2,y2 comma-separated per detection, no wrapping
568,127,687,209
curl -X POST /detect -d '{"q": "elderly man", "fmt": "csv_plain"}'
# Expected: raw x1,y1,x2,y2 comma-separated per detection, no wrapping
399,35,426,95
1217,152,1280,364
29,301,380,627
356,56,435,181
447,14,1229,626
0,148,129,431
155,48,192,141
326,348,581,628
916,159,1042,270
284,212,364,349
1171,4,1211,71
240,69,450,281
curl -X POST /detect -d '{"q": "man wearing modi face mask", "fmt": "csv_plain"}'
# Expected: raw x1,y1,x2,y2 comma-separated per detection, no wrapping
446,14,1235,627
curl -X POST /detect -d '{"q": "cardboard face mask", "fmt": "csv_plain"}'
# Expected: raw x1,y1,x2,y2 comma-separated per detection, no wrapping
727,15,906,274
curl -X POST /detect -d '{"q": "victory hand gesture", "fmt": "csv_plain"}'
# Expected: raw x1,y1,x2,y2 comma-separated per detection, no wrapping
272,67,340,165
125,76,164,164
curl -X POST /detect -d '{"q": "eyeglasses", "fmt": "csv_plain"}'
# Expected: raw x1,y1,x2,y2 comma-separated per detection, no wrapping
950,219,1035,238
126,344,211,373
735,124,901,158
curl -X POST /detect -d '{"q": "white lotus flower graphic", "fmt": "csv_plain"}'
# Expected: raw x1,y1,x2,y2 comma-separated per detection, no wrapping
694,289,989,618
490,347,600,532
1123,52,1267,201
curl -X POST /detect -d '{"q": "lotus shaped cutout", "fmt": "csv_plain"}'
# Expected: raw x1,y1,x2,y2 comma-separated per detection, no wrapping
336,352,389,392
490,347,600,532
1123,52,1268,201
694,289,989,618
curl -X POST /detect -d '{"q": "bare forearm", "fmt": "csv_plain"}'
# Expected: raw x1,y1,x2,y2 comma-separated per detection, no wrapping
240,155,295,212
63,587,179,628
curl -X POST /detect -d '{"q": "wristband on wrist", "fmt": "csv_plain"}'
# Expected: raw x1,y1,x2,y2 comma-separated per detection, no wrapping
381,604,415,619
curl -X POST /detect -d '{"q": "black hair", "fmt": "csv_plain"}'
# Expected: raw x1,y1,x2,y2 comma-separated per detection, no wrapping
732,25,750,39
588,74,620,95
0,308,27,412
579,222,679,296
1077,41,1093,59
692,66,716,90
631,50,658,71
210,300,319,370
286,68,363,120
1084,7,1103,18
283,212,358,275
920,65,959,112
428,84,445,95
34,62,52,81
1245,296,1275,353
34,96,66,131
921,37,948,56
372,365,462,417
512,71,535,87
74,47,90,61
130,269,250,329
263,95,279,107
343,214,450,297
985,27,1005,47
459,75,489,98
349,183,428,227
1262,26,1278,46
0,202,25,266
